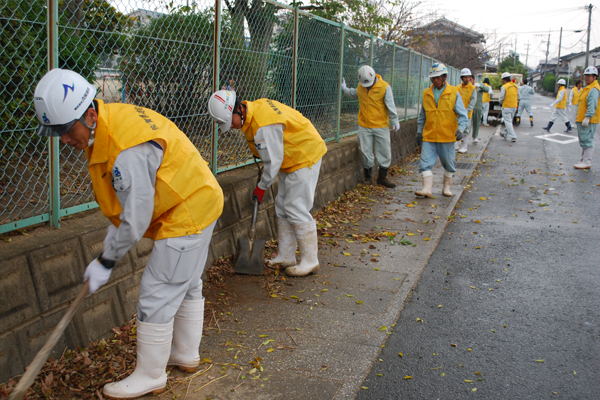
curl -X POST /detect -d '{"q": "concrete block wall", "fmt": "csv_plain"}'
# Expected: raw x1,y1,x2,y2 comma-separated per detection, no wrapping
0,119,418,383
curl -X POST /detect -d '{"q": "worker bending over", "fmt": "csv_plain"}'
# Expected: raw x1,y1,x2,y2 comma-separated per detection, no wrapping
208,90,326,277
499,72,519,142
568,80,582,124
341,66,399,187
543,79,573,133
457,68,477,153
516,78,535,126
34,69,224,399
574,67,600,169
415,63,468,198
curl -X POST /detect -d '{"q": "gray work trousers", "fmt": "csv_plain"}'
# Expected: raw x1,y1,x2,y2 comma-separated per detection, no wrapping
137,220,216,324
357,126,392,169
275,159,322,225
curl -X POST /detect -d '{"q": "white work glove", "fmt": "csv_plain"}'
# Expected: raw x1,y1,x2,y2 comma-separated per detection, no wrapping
474,83,481,88
341,78,347,91
104,224,118,251
392,122,400,132
582,117,590,127
84,259,112,294
549,102,556,108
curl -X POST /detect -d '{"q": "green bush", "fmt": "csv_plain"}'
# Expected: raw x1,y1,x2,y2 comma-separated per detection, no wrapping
542,73,556,92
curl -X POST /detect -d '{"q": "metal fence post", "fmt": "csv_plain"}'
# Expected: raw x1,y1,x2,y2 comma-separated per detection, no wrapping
291,6,299,109
416,53,423,118
336,24,345,142
47,0,60,228
390,44,395,89
370,35,374,66
211,0,222,175
404,49,411,121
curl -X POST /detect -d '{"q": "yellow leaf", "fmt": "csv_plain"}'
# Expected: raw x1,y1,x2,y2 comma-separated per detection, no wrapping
474,220,482,223
345,294,354,297
404,376,413,380
266,348,274,353
407,233,415,236
479,197,487,201
259,335,269,338
438,305,442,308
345,239,355,243
398,352,403,357
491,329,495,333
465,379,474,382
475,246,481,249
472,388,477,392
291,295,298,299
372,253,380,257
536,359,544,362
468,348,472,351
379,326,387,331
475,371,481,375
321,289,328,292
361,386,369,390
343,252,351,256
374,267,379,271
416,317,423,322
356,300,364,304
423,238,430,241
441,372,446,377
322,233,330,237
406,204,414,208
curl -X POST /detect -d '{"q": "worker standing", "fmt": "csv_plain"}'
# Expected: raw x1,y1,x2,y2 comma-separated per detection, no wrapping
516,77,535,126
341,66,399,188
208,90,327,277
499,72,519,142
481,78,492,126
415,63,468,198
542,79,573,133
568,80,582,124
471,79,490,143
34,69,224,399
573,66,600,169
457,68,477,153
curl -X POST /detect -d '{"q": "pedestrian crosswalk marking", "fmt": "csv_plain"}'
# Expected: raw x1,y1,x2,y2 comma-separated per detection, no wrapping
531,107,550,110
534,133,579,144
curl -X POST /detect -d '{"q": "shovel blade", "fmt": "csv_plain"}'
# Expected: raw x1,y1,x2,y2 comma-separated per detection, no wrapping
233,238,266,275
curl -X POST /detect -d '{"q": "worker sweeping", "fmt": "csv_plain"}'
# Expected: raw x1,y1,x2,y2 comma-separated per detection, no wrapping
415,63,468,198
341,65,399,187
208,90,326,277
516,78,535,126
573,66,600,169
568,80,582,124
457,68,477,153
542,79,573,133
471,79,490,144
33,69,224,399
481,78,492,126
499,72,519,142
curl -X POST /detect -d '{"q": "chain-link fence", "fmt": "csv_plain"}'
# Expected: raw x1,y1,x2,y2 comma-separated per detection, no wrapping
1,0,462,234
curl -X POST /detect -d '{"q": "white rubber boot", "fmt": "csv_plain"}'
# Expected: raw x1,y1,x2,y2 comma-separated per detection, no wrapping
103,320,172,399
442,172,453,197
268,218,297,266
168,299,204,372
574,147,593,169
414,172,433,198
285,221,319,277
458,137,469,153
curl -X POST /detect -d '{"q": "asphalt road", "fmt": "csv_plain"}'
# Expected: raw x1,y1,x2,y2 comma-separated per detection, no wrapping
356,92,600,400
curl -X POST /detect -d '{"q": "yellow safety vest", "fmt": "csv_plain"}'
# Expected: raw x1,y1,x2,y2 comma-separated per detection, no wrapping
422,84,459,143
356,75,390,129
571,87,580,105
85,100,224,241
482,84,491,103
502,82,518,108
556,87,567,109
576,80,600,124
458,83,476,118
241,99,327,174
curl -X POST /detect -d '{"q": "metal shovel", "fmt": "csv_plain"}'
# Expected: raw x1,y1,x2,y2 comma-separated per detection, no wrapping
233,196,266,275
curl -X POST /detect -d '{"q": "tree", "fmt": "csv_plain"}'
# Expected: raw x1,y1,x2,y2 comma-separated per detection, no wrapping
498,54,528,79
542,73,556,92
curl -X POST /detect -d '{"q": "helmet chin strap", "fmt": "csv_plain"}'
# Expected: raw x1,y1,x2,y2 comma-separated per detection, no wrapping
80,101,98,146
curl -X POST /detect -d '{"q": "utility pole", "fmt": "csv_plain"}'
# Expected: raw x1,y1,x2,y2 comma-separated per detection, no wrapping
585,4,593,67
525,42,530,67
498,43,502,66
554,27,563,93
514,37,517,67
543,31,550,80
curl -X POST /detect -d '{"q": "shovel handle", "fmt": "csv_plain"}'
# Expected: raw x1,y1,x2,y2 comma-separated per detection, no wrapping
9,281,89,400
249,197,259,243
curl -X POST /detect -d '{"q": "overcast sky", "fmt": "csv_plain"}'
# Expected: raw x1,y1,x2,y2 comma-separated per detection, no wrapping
424,0,600,68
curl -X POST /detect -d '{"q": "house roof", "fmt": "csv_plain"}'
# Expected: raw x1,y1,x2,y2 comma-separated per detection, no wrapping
560,46,600,61
411,17,485,43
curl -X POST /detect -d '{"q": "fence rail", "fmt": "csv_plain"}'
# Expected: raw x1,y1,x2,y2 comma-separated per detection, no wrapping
0,0,461,234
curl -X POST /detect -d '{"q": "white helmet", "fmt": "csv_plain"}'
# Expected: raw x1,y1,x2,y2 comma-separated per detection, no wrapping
557,79,566,86
358,65,376,87
429,63,448,78
208,90,236,133
583,66,598,76
460,68,472,77
501,72,512,80
34,69,97,137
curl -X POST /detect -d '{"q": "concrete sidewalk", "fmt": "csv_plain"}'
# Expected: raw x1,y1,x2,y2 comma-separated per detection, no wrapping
150,125,499,400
